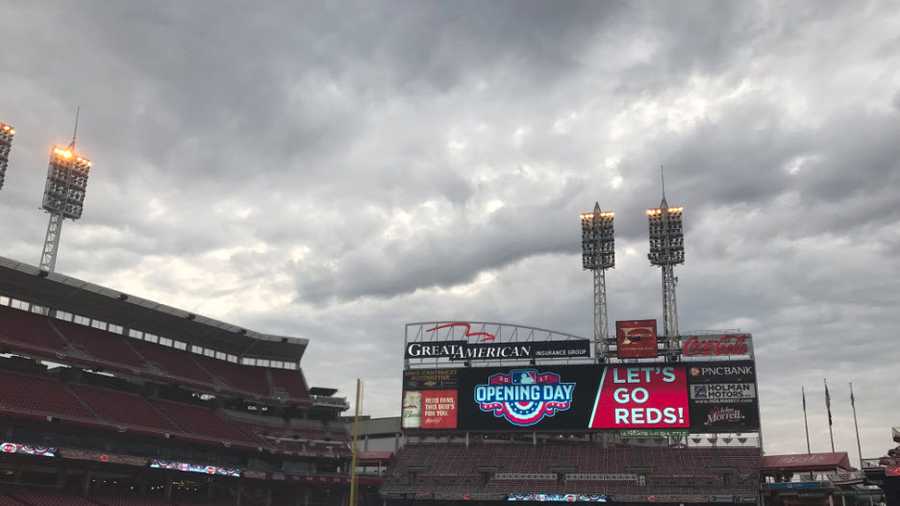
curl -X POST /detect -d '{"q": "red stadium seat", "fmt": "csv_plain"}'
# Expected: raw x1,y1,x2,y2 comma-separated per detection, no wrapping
11,490,98,506
383,443,761,498
153,399,259,447
126,339,217,387
0,370,93,421
268,369,309,401
67,383,181,433
53,320,146,371
193,357,270,398
0,305,68,352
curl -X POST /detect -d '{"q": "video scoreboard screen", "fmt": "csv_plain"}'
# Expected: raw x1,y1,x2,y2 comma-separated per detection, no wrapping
402,362,759,433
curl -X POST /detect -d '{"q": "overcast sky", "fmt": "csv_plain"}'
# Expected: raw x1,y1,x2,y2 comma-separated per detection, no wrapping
1,1,899,459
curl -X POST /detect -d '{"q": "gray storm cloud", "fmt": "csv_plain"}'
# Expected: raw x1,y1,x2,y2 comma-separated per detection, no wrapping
1,0,898,458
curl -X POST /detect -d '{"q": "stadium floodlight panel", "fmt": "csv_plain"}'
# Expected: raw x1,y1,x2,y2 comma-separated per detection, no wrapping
647,206,685,266
580,210,615,270
0,122,14,191
42,145,92,220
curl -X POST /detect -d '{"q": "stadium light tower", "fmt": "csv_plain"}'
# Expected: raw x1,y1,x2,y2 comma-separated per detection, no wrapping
647,168,684,343
0,122,15,192
39,109,91,273
581,202,615,360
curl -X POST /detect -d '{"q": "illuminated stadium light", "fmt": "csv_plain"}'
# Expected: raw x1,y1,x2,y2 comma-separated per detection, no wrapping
647,167,684,343
580,202,615,360
0,122,15,192
39,108,92,273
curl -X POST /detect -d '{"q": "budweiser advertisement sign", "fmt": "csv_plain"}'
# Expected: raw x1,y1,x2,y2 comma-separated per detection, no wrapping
616,320,658,358
682,334,753,358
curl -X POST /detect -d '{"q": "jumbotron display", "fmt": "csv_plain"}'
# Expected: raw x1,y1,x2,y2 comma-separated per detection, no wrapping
402,362,759,433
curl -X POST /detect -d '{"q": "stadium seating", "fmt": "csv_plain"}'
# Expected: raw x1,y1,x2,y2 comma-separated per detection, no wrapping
125,338,215,387
0,370,94,421
10,490,98,506
382,443,761,498
67,383,181,433
152,399,259,447
268,369,309,400
53,320,146,371
0,305,68,352
0,305,310,403
92,495,170,506
194,356,270,398
0,367,348,454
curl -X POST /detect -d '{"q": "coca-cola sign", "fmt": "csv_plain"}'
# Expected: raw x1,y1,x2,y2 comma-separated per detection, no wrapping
682,334,752,357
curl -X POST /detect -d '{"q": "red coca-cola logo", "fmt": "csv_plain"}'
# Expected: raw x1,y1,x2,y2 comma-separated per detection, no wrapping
682,335,749,356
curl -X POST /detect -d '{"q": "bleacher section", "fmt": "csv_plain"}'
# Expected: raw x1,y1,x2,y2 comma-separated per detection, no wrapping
0,258,351,506
0,306,308,403
382,443,761,500
0,490,215,506
0,369,345,457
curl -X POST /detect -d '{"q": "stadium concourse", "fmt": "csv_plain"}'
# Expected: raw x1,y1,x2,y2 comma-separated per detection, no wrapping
0,256,373,506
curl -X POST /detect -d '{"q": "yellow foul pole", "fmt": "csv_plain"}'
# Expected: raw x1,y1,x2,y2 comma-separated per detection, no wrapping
349,378,363,506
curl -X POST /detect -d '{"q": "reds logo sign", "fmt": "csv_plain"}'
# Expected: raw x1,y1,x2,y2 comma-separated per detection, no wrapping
427,322,497,342
474,369,575,427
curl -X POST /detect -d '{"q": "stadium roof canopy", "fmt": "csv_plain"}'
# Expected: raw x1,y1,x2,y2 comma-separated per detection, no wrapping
761,452,852,473
0,255,307,362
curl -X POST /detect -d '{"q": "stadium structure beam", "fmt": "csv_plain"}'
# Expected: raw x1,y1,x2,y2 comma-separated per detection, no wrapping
581,202,615,361
40,213,65,273
0,122,15,192
647,168,684,349
39,109,92,273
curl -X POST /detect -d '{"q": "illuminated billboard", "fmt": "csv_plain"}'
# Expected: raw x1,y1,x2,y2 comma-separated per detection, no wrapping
687,361,759,433
150,459,240,477
588,366,689,430
615,320,658,358
405,339,591,361
402,362,759,432
0,442,56,458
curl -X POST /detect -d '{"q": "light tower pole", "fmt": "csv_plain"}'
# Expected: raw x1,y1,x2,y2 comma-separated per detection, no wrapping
647,172,684,350
581,203,615,361
0,122,15,192
39,111,92,273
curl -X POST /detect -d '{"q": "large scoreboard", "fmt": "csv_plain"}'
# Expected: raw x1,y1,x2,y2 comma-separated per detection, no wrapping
402,362,759,433
402,322,759,434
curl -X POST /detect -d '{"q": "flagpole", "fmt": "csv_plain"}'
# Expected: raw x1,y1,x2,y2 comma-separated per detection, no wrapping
850,382,863,468
824,378,835,453
802,386,811,454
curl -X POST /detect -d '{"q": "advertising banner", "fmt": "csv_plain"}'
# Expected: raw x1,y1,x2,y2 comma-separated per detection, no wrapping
507,494,608,502
682,334,753,358
686,362,755,384
615,320,658,358
405,340,590,361
0,442,56,458
690,383,756,403
404,361,757,432
687,361,759,432
403,368,458,390
588,366,690,429
401,390,458,429
150,459,240,477
458,366,595,430
689,404,759,433
59,448,147,466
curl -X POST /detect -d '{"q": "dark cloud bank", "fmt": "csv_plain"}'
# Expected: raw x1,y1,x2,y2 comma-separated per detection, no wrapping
1,0,899,458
